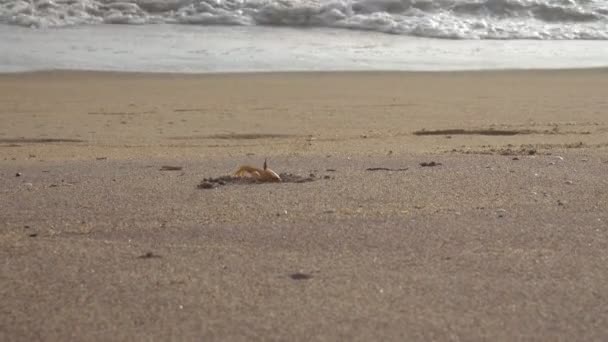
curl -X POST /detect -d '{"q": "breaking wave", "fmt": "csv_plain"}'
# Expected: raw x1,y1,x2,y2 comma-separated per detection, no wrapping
1,0,607,39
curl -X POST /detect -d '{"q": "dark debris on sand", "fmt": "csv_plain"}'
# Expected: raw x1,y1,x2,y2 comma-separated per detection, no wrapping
366,167,408,172
160,165,183,171
289,273,313,280
198,173,318,189
420,162,442,167
138,252,162,259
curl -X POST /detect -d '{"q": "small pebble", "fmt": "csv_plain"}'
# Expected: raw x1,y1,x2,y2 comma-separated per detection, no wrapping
15,172,21,177
323,175,331,179
565,180,573,185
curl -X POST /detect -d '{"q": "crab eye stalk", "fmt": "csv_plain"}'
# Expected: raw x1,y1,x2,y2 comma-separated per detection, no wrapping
263,158,268,170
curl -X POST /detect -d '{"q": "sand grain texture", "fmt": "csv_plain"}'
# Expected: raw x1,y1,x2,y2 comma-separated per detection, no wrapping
1,70,608,341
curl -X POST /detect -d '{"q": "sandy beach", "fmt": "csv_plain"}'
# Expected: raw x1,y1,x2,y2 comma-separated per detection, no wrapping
1,70,608,341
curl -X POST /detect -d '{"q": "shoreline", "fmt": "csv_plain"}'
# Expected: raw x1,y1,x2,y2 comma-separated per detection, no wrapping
4,24,608,73
2,66,608,77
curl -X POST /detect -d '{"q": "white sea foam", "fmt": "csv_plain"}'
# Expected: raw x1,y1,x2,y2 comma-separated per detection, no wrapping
2,24,607,73
1,0,608,40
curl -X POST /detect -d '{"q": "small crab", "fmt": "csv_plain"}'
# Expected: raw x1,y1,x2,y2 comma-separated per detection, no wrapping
234,159,281,182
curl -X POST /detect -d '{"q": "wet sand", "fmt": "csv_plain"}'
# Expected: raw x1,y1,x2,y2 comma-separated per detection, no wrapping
1,70,608,341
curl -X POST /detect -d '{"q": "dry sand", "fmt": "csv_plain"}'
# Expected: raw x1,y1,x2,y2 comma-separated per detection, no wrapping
1,70,608,341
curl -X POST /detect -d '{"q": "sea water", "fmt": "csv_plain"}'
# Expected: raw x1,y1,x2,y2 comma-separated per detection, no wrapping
1,0,607,72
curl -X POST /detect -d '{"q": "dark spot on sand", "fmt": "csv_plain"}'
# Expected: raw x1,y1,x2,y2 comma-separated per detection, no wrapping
498,147,539,156
366,167,408,171
326,168,336,172
138,252,161,259
290,273,312,280
173,108,203,112
160,166,183,171
0,138,84,144
169,133,296,140
28,233,38,238
198,173,317,189
414,129,534,136
15,172,21,177
198,181,215,189
420,162,441,167
88,111,154,116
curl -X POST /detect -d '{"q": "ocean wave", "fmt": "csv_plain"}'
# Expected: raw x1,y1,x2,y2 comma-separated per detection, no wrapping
1,0,607,39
